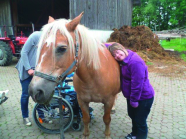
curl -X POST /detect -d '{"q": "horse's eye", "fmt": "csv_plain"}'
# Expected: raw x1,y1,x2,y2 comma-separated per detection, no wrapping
56,46,67,54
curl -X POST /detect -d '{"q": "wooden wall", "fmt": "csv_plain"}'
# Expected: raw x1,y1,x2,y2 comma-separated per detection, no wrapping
0,0,141,35
70,0,133,30
0,0,12,37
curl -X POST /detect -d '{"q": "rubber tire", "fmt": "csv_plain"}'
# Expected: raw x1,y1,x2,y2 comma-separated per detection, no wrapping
0,41,12,66
71,122,82,131
32,96,74,134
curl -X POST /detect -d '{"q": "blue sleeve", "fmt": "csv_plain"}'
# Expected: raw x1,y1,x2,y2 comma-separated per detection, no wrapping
20,32,39,70
129,61,145,102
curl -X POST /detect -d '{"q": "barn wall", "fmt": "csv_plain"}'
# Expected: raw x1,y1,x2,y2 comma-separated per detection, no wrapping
0,0,12,37
70,0,133,30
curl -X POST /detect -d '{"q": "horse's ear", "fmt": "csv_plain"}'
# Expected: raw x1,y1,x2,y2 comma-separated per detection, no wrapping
66,12,84,32
48,16,55,23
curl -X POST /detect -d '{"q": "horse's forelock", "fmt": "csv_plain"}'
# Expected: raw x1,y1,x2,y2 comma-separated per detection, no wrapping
36,19,75,65
36,19,104,70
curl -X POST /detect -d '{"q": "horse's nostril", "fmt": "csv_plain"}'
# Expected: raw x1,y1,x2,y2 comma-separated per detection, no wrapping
35,89,45,102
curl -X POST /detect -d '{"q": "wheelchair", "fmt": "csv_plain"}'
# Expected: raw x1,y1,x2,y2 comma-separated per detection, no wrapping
32,73,94,134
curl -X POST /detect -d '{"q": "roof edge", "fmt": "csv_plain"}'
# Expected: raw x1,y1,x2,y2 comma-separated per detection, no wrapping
133,0,141,6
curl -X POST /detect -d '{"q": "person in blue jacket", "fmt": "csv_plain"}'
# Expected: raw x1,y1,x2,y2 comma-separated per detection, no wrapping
16,31,41,126
107,42,155,139
15,31,52,126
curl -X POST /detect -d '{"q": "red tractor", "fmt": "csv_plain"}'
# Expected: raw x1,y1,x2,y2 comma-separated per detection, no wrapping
0,27,28,66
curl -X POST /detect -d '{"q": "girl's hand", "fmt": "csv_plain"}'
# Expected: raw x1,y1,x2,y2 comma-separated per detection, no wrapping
28,69,35,76
130,100,139,108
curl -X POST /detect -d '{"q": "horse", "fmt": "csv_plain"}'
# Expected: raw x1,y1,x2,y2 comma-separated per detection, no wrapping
29,12,121,139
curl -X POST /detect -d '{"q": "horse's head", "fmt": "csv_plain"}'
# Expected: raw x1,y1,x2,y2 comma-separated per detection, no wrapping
29,13,84,104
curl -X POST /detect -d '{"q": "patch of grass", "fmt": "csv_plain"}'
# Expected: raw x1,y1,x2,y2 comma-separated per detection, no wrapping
160,38,186,61
146,62,153,65
180,54,186,61
160,38,186,52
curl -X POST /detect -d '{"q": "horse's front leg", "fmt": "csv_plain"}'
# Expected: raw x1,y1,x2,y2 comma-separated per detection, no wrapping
78,98,90,139
103,97,115,139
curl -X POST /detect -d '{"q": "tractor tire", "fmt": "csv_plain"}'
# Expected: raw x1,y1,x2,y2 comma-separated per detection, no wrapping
0,41,13,66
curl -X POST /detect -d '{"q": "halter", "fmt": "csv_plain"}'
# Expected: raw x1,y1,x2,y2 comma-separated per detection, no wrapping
34,30,79,84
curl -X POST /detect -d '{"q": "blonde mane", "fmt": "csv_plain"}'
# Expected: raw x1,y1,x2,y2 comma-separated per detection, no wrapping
37,18,104,70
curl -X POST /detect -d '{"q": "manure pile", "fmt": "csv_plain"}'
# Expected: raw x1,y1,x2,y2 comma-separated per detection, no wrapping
108,25,180,62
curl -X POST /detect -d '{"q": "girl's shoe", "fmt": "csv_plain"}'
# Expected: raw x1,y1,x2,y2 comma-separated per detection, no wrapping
125,133,136,139
23,118,32,126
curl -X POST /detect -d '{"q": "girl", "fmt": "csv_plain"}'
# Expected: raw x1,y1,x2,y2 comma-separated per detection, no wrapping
106,42,155,139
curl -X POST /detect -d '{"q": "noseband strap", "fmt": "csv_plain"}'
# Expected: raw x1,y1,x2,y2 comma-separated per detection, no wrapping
34,30,79,84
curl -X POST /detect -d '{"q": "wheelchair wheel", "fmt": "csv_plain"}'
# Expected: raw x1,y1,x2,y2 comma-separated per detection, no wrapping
71,121,82,131
32,96,74,134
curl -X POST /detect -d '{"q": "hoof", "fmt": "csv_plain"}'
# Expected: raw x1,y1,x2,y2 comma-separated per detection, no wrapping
82,135,89,139
105,136,112,139
111,109,116,114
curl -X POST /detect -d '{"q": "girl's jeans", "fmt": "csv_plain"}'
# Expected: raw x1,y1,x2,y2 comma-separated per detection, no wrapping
20,76,33,118
127,97,154,139
20,76,44,118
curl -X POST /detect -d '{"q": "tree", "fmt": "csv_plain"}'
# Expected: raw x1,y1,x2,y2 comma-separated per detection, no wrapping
132,0,186,30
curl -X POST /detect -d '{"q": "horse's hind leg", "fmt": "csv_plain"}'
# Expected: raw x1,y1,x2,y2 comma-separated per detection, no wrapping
103,97,115,139
78,99,90,139
111,94,118,113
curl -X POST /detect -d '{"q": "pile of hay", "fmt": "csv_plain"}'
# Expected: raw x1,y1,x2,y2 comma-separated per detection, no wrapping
108,25,179,62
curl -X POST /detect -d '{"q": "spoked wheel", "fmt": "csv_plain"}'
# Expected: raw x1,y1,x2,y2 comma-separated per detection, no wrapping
32,96,74,134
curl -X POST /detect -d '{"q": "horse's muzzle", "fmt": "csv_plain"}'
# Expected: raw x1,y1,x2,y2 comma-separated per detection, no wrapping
28,80,55,104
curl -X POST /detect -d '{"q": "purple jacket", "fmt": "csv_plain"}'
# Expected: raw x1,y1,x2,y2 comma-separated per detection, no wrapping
120,50,155,102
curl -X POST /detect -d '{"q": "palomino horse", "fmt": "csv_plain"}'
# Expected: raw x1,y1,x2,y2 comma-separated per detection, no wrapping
29,12,120,139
